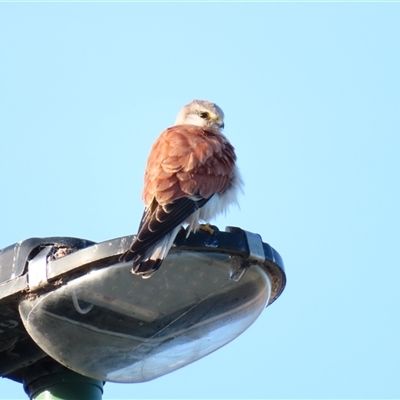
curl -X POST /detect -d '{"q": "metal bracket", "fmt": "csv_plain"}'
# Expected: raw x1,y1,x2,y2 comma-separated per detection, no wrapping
225,227,266,281
243,230,266,264
226,226,266,264
28,246,53,291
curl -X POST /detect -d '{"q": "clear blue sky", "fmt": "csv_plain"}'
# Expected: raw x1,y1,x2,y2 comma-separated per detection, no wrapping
1,2,399,399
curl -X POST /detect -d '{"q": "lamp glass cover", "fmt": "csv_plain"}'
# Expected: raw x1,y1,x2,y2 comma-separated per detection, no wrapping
19,251,271,383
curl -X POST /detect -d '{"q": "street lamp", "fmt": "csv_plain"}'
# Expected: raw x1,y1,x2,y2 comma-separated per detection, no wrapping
0,226,286,398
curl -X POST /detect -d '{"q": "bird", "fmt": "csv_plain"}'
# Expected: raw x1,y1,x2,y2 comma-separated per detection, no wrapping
120,99,243,278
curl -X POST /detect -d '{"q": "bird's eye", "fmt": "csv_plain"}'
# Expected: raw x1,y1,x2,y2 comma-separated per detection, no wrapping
199,112,209,119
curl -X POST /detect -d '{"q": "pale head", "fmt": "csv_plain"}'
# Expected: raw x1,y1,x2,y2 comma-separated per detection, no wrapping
174,100,225,131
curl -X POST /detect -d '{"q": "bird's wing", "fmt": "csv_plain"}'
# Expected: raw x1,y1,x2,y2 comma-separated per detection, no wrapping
126,196,210,259
121,124,236,262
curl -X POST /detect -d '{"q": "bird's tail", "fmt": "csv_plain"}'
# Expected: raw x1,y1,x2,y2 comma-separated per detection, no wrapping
120,226,180,279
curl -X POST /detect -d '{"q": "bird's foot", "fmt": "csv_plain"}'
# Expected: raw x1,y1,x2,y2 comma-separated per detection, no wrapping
199,223,215,235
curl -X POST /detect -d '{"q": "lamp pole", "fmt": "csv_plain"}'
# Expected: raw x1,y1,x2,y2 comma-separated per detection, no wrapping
23,366,103,400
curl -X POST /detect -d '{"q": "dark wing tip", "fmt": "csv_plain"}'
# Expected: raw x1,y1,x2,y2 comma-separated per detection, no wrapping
119,249,136,263
132,258,163,277
120,247,163,277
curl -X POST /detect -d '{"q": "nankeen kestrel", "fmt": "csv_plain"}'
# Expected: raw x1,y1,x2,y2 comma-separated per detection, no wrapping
120,100,243,278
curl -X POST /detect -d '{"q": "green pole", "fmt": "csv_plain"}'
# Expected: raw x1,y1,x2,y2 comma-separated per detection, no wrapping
24,370,103,400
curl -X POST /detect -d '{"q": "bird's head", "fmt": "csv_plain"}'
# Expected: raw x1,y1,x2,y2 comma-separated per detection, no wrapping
175,100,225,131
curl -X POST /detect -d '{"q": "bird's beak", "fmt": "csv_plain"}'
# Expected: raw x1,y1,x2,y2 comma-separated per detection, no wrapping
214,117,224,129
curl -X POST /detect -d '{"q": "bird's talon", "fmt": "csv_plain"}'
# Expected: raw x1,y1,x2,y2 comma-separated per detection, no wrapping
199,223,215,235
